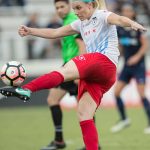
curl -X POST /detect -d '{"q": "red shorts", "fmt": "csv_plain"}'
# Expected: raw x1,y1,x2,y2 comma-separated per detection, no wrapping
72,52,116,106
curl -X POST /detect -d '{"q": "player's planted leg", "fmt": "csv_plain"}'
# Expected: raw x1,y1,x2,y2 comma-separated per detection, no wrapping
78,92,99,150
77,115,101,150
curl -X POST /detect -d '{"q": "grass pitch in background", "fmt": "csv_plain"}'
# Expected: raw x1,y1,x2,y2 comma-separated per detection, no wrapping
0,106,150,150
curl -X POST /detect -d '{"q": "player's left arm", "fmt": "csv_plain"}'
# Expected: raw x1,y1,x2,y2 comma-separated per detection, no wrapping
75,36,86,54
107,13,147,32
127,34,148,66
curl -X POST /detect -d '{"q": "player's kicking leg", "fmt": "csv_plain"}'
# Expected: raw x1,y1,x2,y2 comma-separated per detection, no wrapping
0,60,79,100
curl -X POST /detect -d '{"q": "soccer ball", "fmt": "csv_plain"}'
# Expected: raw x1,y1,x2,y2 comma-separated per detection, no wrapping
0,61,27,86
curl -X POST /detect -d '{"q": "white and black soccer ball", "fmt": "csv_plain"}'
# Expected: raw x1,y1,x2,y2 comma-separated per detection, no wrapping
0,61,27,86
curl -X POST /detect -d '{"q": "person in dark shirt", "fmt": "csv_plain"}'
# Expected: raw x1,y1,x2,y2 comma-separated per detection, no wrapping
111,4,150,134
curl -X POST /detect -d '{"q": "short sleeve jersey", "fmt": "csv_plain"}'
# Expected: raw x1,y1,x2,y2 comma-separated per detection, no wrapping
62,12,80,63
71,9,120,65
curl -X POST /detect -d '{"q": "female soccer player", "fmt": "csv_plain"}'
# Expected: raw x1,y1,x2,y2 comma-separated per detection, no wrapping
0,0,146,149
41,0,90,150
111,4,150,134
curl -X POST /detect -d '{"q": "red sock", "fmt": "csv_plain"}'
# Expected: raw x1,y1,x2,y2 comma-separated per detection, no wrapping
22,71,64,92
80,119,99,150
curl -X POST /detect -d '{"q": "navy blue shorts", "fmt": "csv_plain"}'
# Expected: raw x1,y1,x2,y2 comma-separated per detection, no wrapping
59,81,78,96
57,63,78,96
119,62,146,84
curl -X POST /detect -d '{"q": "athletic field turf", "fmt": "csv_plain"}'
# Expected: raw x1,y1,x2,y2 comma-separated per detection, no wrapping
0,106,150,150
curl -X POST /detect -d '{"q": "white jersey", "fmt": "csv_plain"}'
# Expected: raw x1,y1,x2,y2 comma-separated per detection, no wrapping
71,9,120,65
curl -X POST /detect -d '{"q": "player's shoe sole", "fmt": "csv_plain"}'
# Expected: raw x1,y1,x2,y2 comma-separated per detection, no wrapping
0,86,31,102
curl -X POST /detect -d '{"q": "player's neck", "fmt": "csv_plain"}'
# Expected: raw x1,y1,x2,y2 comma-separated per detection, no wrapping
87,8,96,20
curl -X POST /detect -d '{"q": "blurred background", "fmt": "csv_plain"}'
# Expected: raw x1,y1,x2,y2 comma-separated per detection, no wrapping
0,0,150,150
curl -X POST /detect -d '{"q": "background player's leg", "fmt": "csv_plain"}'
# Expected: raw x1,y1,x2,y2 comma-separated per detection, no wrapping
111,81,130,133
41,88,66,150
48,89,66,143
77,92,98,150
41,88,67,150
114,81,127,120
137,83,150,134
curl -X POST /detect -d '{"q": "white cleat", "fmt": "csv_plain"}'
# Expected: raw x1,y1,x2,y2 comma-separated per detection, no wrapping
111,118,131,133
144,126,150,134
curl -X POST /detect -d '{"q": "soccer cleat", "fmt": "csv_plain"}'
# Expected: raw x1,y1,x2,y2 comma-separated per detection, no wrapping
144,126,150,134
40,141,66,150
111,118,131,133
0,86,31,101
77,145,101,150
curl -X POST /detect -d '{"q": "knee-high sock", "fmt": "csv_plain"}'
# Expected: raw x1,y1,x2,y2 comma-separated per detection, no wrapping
116,97,127,120
142,97,150,125
50,105,63,142
80,119,99,150
22,71,64,92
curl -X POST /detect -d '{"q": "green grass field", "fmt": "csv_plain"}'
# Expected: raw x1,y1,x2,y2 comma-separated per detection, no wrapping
0,106,150,150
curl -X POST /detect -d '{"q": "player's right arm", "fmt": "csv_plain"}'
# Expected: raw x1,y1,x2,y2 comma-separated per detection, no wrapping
18,25,78,39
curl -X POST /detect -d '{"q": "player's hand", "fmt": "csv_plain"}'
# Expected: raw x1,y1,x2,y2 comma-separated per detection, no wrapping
127,54,141,66
18,25,31,37
131,22,147,32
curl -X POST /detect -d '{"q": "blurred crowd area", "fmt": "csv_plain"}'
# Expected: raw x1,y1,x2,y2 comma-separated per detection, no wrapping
107,0,150,26
0,0,150,60
0,0,26,6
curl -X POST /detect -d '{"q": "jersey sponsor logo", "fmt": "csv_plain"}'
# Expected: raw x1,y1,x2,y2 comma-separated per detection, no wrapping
84,28,96,36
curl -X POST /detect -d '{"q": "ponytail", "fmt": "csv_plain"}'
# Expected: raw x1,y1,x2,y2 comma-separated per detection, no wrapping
95,0,107,9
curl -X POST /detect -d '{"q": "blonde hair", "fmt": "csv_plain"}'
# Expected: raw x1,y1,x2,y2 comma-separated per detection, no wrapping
95,0,107,9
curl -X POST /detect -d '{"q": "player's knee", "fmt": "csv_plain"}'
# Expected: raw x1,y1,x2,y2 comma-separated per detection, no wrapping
114,89,120,97
47,96,59,106
77,110,87,121
137,88,145,99
77,109,93,122
139,93,145,100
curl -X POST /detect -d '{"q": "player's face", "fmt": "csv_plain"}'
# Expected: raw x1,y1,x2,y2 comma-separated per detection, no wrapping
72,1,94,21
55,1,70,19
121,6,135,19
